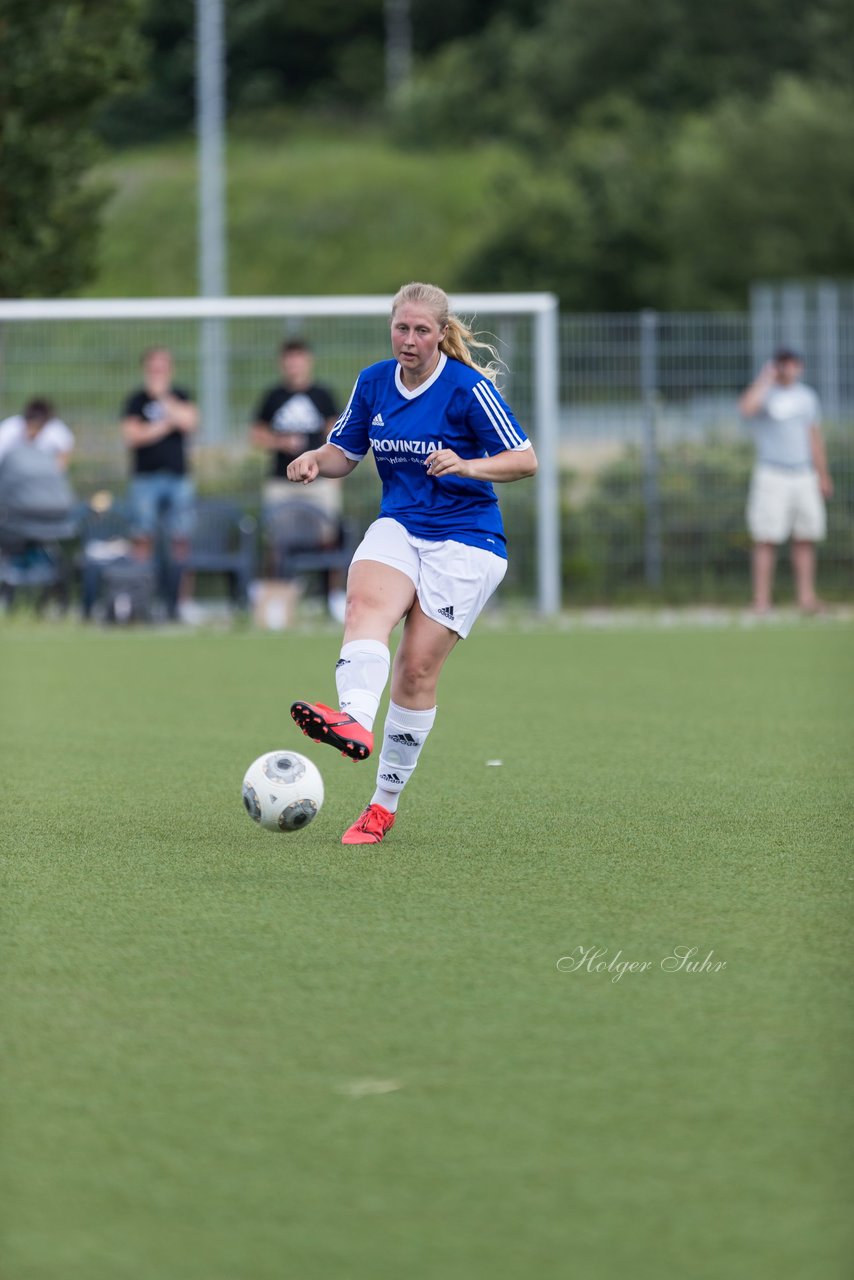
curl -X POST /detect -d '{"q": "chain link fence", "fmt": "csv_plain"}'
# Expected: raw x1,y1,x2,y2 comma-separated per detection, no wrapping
558,309,853,602
0,302,851,606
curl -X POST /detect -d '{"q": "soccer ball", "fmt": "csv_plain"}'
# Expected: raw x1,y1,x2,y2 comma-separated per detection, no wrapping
242,750,324,833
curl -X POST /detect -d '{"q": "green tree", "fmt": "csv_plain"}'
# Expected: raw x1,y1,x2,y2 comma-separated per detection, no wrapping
101,0,388,143
96,0,195,144
393,16,543,150
398,0,854,149
0,0,144,296
460,100,670,309
461,77,854,309
662,77,854,307
99,0,537,145
525,0,854,121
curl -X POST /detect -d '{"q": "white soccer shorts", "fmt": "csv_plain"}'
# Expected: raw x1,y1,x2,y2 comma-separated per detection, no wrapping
747,465,826,544
350,517,507,638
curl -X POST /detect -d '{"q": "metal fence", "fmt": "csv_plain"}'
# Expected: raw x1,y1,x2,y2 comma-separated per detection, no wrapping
0,302,851,606
557,310,854,602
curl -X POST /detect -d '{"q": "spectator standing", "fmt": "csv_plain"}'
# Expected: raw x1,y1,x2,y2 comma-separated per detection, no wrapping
0,399,74,470
739,347,833,615
121,347,198,618
250,338,345,618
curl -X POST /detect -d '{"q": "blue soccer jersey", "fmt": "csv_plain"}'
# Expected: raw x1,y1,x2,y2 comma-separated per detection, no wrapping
327,354,531,557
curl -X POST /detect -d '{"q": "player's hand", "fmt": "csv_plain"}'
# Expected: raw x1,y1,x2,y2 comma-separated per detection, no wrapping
287,452,319,483
760,360,779,384
820,474,834,499
425,449,470,479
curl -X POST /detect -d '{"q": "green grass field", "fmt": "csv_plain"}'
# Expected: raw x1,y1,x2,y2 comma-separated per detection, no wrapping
2,619,853,1280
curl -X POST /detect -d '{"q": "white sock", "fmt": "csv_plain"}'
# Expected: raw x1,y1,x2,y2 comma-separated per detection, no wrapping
335,639,390,732
372,702,436,813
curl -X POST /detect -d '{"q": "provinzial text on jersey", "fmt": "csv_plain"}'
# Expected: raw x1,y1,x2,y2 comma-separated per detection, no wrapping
370,438,443,454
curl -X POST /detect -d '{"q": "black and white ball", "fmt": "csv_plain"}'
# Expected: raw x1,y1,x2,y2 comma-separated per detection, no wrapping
242,750,324,832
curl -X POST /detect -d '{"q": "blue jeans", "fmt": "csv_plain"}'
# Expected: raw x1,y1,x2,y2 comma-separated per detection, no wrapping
128,473,195,540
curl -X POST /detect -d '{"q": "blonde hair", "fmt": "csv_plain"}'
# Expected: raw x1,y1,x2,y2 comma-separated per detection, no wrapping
391,281,503,383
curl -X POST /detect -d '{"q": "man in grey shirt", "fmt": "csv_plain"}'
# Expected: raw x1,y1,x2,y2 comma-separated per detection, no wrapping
739,347,833,614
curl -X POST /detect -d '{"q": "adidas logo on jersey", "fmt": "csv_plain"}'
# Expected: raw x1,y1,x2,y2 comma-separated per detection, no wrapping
388,733,419,746
371,413,384,427
438,605,455,620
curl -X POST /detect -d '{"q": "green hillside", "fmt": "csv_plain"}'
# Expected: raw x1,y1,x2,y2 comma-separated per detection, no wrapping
87,119,513,298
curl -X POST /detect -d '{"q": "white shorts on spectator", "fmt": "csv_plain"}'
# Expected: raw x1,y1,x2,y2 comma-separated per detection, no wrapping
747,465,826,544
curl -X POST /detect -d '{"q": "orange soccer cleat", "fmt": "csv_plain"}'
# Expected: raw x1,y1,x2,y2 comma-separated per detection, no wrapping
341,804,396,845
290,700,374,762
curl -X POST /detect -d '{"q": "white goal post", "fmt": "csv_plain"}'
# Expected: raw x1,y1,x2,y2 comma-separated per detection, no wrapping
0,293,560,615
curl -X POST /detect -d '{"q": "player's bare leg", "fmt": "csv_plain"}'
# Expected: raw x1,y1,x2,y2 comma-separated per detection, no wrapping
390,597,458,708
791,539,824,613
343,559,416,644
750,541,776,614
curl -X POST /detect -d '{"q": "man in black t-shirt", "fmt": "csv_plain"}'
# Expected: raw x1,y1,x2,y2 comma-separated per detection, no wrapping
250,338,345,618
251,339,340,512
121,346,198,616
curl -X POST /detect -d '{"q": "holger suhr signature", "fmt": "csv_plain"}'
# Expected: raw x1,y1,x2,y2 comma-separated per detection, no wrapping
556,945,727,983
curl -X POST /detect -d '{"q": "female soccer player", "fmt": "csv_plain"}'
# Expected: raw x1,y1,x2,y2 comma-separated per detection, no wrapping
287,281,537,844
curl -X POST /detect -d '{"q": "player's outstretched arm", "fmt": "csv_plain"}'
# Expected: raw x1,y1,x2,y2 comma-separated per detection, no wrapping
287,443,359,483
425,446,538,482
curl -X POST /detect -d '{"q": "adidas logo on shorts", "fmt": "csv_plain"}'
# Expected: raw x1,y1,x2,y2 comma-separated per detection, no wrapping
371,413,384,427
438,604,455,620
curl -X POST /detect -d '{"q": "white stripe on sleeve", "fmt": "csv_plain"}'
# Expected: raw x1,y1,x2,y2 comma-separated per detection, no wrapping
473,381,525,450
327,377,359,442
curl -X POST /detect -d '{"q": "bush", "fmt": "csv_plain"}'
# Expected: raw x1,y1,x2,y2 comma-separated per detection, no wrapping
555,434,854,604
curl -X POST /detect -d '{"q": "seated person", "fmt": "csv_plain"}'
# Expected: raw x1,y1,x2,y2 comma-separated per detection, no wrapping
0,398,75,471
0,429,77,601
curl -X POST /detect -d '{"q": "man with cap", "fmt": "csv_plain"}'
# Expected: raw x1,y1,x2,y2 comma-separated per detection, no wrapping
738,347,833,614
